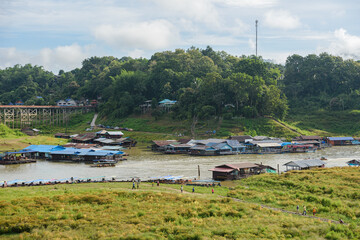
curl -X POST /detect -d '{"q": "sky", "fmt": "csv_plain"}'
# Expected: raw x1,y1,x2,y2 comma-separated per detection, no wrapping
0,0,359,73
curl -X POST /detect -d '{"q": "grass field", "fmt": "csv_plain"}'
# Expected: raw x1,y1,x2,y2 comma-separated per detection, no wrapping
0,168,359,239
286,109,360,136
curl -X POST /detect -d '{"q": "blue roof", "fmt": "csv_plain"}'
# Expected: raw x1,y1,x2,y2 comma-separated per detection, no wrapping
328,137,354,141
22,145,65,153
159,99,177,104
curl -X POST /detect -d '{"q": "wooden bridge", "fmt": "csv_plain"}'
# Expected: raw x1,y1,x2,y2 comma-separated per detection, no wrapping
0,105,94,128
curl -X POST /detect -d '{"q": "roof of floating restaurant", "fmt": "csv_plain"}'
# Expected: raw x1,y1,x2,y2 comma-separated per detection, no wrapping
22,145,65,153
327,137,354,141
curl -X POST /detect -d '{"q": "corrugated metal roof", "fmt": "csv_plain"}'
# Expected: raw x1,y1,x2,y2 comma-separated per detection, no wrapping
214,163,258,169
23,145,65,153
255,142,282,148
283,159,326,168
226,140,246,148
327,137,354,141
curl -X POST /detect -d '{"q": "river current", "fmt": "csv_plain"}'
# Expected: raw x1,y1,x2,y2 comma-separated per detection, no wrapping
0,146,359,182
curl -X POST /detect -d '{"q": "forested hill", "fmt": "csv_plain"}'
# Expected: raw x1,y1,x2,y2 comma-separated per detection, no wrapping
0,47,359,123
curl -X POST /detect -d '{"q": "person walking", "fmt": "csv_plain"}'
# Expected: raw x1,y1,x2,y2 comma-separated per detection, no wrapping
181,185,183,193
313,207,316,216
192,187,195,193
296,205,299,213
212,188,214,194
132,181,136,189
137,178,140,189
303,206,307,215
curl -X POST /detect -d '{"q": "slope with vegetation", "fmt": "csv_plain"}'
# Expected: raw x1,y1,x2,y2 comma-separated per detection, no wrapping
0,167,359,239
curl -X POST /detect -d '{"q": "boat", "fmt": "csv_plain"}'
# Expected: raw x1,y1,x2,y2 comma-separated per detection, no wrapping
91,159,117,167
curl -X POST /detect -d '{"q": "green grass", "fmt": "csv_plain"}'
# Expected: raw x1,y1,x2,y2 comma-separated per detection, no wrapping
0,179,355,239
0,124,24,138
286,109,360,136
227,167,360,227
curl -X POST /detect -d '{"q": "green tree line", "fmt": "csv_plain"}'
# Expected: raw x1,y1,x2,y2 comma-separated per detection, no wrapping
0,47,359,121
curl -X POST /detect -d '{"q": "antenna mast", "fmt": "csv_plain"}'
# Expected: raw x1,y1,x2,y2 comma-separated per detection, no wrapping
255,20,258,57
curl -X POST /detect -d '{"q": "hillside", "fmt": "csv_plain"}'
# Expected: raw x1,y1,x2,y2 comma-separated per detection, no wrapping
0,167,359,239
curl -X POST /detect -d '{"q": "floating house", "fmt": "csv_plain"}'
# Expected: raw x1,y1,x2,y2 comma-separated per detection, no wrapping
282,143,317,153
254,142,282,154
22,145,65,159
164,144,192,154
189,144,217,156
283,159,326,171
151,140,179,151
71,132,97,143
226,140,246,153
48,148,124,162
326,137,354,146
209,163,275,181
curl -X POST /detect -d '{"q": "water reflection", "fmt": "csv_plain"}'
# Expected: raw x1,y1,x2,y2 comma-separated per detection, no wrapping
0,146,358,181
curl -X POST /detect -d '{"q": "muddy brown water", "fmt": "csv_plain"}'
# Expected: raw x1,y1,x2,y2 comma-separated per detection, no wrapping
0,146,359,182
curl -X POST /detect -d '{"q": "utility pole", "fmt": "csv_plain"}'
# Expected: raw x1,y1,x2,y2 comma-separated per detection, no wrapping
255,20,258,58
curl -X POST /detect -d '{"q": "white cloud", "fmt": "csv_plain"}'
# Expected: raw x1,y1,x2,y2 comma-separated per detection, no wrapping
319,28,360,59
216,0,279,8
153,0,221,27
0,47,30,68
248,38,256,50
39,44,89,72
264,10,301,30
0,44,90,73
94,20,179,50
128,49,145,59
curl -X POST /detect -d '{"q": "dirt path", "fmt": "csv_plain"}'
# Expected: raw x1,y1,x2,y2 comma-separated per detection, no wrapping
264,116,302,135
162,185,346,225
228,197,346,225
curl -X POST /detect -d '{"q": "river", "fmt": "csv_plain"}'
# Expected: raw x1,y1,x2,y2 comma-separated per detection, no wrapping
0,146,359,182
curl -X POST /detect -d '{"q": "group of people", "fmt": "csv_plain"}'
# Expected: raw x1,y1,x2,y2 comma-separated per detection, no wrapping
131,178,141,189
297,205,316,216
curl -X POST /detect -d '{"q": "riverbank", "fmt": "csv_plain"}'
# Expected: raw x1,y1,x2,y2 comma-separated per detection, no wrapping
0,145,356,183
0,167,359,239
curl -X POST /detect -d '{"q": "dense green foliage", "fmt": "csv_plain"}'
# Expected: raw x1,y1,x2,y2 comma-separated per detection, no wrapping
1,48,360,133
283,53,360,111
0,47,287,121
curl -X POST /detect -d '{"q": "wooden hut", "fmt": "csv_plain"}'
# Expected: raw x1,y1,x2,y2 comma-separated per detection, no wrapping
209,163,271,180
283,159,325,171
326,137,354,146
